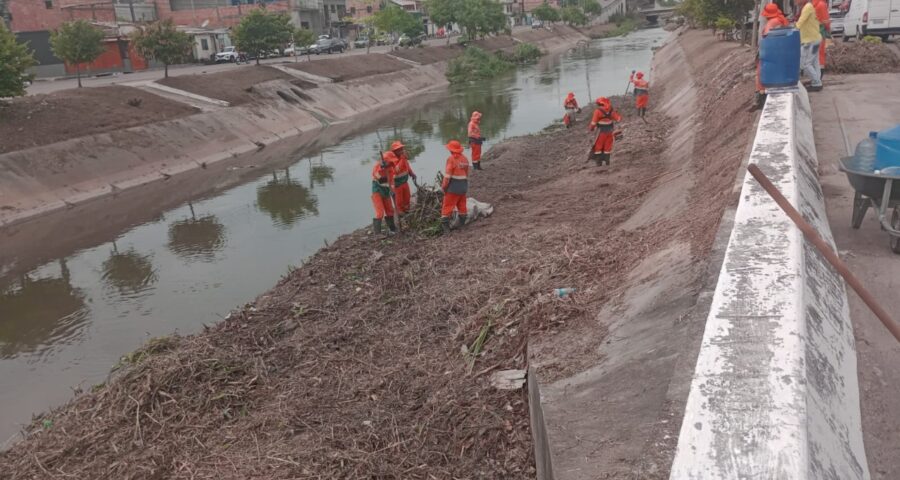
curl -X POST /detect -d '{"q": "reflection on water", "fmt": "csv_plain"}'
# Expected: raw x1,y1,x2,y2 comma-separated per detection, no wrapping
101,243,157,296
168,203,227,262
0,260,87,359
256,168,320,228
0,28,669,443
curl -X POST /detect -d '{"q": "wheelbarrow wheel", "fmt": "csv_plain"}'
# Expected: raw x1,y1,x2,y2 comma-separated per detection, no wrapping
891,207,900,254
851,192,869,229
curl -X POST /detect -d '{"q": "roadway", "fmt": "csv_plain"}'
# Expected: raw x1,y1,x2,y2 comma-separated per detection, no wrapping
811,73,900,480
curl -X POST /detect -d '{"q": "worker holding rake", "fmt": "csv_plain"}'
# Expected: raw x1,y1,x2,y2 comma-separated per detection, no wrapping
629,71,650,119
371,151,399,235
440,140,470,234
588,97,622,166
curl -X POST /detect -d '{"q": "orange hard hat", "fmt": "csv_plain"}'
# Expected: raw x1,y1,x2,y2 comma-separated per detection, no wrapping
471,111,482,121
595,96,610,107
446,140,464,153
390,140,405,151
636,71,644,79
567,92,574,97
762,2,783,17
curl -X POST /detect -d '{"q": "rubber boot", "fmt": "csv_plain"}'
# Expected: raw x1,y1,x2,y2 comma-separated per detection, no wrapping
385,216,397,233
372,218,382,235
601,153,610,166
474,162,482,171
457,214,468,228
441,217,451,235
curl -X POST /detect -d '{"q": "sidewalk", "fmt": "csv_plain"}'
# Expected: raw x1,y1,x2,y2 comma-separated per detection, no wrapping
810,73,900,480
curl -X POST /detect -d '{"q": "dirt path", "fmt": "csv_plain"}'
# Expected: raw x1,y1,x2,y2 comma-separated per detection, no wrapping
286,54,411,81
811,73,900,480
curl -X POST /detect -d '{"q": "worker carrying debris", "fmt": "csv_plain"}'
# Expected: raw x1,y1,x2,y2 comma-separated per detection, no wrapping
388,140,417,215
468,111,485,170
371,151,398,235
563,92,581,128
588,97,622,166
440,140,470,234
629,71,650,118
756,3,790,101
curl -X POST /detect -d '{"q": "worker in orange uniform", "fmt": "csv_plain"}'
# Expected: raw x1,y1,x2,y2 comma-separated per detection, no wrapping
371,152,398,235
440,140,470,234
629,71,650,119
388,140,417,215
468,111,485,170
755,3,790,104
563,92,581,128
588,97,622,166
814,0,831,76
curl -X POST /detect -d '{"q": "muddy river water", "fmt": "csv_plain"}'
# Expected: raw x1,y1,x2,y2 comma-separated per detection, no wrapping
0,28,668,444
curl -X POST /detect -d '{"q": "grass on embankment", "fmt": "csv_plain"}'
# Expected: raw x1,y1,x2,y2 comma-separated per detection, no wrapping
446,43,544,84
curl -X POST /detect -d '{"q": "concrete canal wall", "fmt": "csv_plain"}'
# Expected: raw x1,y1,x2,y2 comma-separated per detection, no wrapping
669,89,870,479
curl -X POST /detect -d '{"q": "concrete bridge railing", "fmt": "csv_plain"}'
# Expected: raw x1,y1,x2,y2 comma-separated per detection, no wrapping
669,90,870,479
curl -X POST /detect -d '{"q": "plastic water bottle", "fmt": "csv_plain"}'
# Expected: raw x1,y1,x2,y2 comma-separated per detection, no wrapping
553,288,576,298
855,131,878,172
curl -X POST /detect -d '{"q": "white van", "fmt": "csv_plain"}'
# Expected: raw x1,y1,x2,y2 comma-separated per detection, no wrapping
843,0,900,40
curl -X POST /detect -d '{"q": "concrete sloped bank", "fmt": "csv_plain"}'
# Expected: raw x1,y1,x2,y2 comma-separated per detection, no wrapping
669,90,869,478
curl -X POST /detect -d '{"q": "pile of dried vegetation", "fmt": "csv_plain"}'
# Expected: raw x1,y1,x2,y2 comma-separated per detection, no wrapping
828,41,900,74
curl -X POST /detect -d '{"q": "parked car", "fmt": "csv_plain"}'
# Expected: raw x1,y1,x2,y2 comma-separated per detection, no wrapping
354,36,370,48
398,33,425,47
532,20,544,29
830,7,846,36
215,46,240,63
373,33,391,45
843,0,900,41
309,37,347,54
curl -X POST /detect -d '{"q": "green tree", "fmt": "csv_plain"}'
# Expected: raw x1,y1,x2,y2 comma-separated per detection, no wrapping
50,20,105,88
0,23,36,98
293,27,316,60
130,19,192,78
373,5,421,41
531,2,560,23
560,6,588,25
427,0,460,43
457,0,508,39
232,8,294,65
583,0,601,15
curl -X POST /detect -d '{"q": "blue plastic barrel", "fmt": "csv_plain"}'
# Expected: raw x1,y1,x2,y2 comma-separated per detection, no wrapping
875,125,900,170
760,28,801,88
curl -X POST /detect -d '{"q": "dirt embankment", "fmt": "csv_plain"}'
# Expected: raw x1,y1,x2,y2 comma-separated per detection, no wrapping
286,53,412,81
158,66,298,105
0,87,199,155
827,41,900,74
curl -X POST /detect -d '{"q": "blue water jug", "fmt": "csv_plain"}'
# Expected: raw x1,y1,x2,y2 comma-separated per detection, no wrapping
875,125,900,170
760,28,801,88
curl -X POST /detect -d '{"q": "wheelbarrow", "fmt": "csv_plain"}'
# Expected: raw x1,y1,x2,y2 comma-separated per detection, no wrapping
839,156,900,254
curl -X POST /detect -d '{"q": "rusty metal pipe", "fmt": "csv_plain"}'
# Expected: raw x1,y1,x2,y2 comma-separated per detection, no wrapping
748,164,900,344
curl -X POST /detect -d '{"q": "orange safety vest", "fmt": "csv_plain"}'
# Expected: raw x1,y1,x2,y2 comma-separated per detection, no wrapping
632,78,649,96
392,151,415,186
564,96,579,109
591,107,621,132
762,16,790,35
372,159,394,196
442,153,470,194
468,120,482,144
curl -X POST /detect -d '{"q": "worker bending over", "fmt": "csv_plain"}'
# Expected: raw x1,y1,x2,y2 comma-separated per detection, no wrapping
440,140,470,234
389,140,417,215
468,111,485,170
563,92,581,128
371,152,398,235
629,71,650,118
589,97,622,166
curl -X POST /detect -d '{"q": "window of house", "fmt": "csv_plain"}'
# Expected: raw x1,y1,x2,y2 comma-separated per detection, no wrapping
45,0,53,8
366,5,372,13
201,38,209,50
350,6,356,14
329,4,335,12
301,21,310,28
